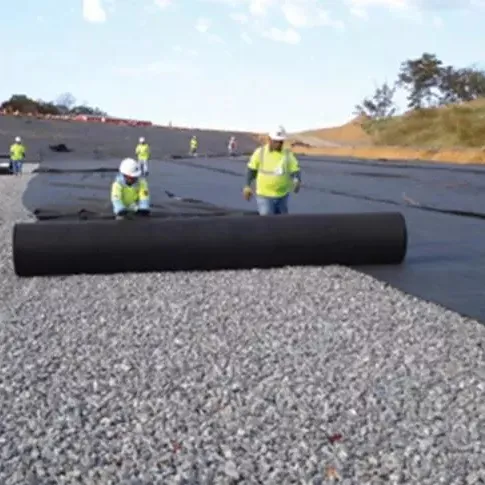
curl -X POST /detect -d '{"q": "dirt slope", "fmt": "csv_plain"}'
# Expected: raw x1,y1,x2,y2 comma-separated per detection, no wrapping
295,116,371,146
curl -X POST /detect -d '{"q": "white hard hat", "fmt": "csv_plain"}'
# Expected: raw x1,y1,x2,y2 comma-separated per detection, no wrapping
268,126,287,141
15,136,21,142
139,136,145,143
119,158,142,177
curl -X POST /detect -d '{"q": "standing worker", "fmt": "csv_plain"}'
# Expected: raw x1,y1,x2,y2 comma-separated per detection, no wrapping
228,136,237,156
10,136,26,176
135,137,150,176
242,126,301,215
189,135,198,156
111,158,150,219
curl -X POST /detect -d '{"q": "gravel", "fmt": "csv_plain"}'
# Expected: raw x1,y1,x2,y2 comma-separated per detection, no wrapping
1,171,484,485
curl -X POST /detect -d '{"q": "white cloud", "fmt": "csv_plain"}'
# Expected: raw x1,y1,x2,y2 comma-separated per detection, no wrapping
345,0,471,24
114,61,197,77
346,0,485,17
82,0,106,22
281,2,343,28
154,0,172,7
195,17,211,33
263,27,300,44
350,6,368,18
195,17,225,43
281,0,337,28
249,0,275,16
347,0,409,9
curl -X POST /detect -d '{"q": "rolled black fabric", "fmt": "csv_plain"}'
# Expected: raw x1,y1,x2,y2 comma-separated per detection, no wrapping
12,212,407,277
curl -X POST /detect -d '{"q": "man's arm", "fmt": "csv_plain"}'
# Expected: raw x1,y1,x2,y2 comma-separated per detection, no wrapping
246,168,257,186
137,179,150,211
288,151,301,181
111,181,126,215
246,149,261,186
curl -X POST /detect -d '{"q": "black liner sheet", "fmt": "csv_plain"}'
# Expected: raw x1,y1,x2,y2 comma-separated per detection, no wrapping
20,154,485,323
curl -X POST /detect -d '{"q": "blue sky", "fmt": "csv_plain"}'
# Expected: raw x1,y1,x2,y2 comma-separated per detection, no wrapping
0,0,484,132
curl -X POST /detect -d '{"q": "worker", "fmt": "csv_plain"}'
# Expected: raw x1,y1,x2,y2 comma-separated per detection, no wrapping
111,158,150,219
135,136,150,176
189,135,198,156
10,136,26,176
243,126,301,215
228,136,237,156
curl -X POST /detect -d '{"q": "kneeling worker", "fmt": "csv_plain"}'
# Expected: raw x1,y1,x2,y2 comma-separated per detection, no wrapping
111,158,150,219
243,126,301,215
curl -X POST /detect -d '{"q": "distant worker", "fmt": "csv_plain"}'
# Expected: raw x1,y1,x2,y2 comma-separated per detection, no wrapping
10,136,26,176
189,135,198,156
228,136,237,156
111,158,150,220
243,126,301,215
135,136,150,176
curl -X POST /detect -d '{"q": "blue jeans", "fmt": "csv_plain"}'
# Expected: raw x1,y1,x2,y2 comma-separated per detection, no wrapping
139,160,148,176
11,160,22,174
256,194,289,215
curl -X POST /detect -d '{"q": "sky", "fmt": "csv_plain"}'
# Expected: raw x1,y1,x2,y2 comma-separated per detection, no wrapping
1,0,484,132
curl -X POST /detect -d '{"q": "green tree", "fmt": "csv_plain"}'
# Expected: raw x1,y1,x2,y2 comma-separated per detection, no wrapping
354,82,397,119
0,93,108,116
397,52,443,109
439,66,485,104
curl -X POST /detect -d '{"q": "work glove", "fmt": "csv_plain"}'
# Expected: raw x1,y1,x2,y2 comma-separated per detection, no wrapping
293,179,301,193
242,186,253,201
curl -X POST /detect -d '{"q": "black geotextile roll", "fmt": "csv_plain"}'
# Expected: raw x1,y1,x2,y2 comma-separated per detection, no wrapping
12,212,407,277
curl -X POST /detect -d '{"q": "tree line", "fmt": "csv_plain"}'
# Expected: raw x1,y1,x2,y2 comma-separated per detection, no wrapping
0,92,108,117
355,52,485,120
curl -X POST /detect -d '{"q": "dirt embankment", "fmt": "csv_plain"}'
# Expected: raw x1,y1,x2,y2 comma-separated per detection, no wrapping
291,100,485,164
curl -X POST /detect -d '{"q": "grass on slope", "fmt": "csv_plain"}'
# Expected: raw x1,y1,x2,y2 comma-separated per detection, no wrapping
296,98,485,149
367,98,485,148
289,98,485,164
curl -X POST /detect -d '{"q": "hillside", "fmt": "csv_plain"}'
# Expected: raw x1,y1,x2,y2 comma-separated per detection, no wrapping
290,98,485,164
297,98,485,148
295,116,372,146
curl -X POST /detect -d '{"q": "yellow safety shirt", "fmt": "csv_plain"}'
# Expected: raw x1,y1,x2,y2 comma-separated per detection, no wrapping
247,145,300,198
111,174,150,214
10,143,25,161
135,143,150,161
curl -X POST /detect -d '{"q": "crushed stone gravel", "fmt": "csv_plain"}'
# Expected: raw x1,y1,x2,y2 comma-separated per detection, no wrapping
0,171,484,485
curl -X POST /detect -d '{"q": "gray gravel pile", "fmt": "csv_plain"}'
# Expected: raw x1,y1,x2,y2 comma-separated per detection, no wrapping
0,173,484,485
